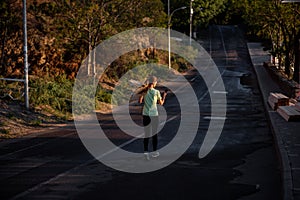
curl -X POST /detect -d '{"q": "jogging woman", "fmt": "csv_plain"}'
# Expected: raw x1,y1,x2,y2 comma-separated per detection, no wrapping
139,76,167,160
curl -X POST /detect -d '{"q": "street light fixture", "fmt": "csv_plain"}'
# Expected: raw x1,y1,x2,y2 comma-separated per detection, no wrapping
168,5,187,69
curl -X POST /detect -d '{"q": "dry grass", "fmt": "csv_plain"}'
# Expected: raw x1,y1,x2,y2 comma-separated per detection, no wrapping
0,100,68,139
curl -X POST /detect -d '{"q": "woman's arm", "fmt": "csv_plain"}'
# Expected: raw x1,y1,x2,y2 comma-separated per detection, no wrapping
158,91,167,105
139,95,144,104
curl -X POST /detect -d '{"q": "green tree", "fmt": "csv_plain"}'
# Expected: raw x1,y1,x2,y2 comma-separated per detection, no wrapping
166,0,227,32
28,0,166,78
220,0,299,81
192,0,227,25
241,0,299,80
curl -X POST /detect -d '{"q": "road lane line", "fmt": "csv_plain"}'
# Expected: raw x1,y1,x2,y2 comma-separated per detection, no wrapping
213,91,228,94
218,26,228,65
198,70,226,103
291,168,300,170
209,26,212,55
288,154,298,157
203,116,227,120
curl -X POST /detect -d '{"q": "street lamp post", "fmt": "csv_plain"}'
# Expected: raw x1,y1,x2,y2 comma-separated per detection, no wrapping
23,0,29,110
168,0,170,69
168,4,187,69
190,0,194,46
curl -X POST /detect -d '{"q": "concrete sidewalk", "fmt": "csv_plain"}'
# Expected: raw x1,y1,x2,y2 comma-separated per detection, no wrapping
248,43,300,200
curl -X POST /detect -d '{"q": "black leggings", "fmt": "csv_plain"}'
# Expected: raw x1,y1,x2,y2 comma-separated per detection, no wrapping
143,115,158,152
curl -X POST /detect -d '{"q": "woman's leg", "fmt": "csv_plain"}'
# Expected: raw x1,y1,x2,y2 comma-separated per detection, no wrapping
151,116,159,151
143,115,151,152
152,135,158,151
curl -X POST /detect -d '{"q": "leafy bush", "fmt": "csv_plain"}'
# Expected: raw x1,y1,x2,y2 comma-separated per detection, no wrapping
96,88,112,104
72,92,95,115
29,75,73,113
0,129,9,134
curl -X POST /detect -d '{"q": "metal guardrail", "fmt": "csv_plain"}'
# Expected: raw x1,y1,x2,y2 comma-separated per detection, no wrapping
0,78,25,82
0,78,26,101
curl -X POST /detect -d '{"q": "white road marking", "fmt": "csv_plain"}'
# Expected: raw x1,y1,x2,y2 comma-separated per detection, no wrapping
209,26,212,55
288,154,298,157
203,116,227,120
198,70,226,103
218,26,228,65
213,91,228,94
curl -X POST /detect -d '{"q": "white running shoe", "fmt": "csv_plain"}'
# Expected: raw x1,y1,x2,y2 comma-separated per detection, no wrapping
144,152,150,160
151,151,160,158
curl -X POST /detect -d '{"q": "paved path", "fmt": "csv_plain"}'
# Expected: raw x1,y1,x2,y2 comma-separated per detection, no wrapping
248,43,300,200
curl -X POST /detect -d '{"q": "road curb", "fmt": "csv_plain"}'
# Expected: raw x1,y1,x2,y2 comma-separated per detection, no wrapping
268,112,294,200
246,43,294,200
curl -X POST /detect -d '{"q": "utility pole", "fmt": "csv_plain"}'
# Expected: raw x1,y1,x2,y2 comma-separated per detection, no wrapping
23,0,29,109
168,0,171,69
295,31,300,84
168,0,186,69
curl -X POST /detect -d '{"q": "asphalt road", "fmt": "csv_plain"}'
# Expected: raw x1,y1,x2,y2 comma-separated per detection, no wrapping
0,25,281,200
